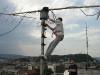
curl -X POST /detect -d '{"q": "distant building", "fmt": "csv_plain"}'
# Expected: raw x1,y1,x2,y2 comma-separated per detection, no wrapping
48,64,55,72
56,64,65,73
18,69,36,75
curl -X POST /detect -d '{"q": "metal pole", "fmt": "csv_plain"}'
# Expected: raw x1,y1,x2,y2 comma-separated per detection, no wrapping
86,22,88,64
40,7,49,75
40,19,45,75
87,37,88,63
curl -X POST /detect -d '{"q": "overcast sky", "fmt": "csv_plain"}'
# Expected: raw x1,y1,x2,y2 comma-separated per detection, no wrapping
0,0,100,57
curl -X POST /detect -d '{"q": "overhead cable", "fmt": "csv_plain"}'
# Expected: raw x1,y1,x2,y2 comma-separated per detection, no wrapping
0,14,26,36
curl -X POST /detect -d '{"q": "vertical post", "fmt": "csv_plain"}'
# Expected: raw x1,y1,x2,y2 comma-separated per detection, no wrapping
40,7,49,75
86,22,88,66
87,37,88,63
40,19,45,75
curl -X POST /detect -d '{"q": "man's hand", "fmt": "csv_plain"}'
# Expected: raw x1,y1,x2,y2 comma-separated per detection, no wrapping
45,23,54,31
48,17,55,23
68,69,71,72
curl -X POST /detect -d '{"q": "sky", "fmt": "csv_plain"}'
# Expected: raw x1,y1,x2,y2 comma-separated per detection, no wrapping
0,0,100,57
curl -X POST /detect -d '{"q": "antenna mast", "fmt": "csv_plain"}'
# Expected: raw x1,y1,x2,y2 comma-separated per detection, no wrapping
86,22,89,63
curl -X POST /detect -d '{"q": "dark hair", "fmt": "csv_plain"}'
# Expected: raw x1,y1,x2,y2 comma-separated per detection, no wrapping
58,17,63,21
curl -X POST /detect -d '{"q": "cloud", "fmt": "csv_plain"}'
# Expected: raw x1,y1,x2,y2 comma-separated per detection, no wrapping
64,29,85,39
84,0,100,5
64,26,100,44
0,41,24,55
29,30,41,38
18,41,41,56
65,23,79,30
87,27,100,44
0,0,100,57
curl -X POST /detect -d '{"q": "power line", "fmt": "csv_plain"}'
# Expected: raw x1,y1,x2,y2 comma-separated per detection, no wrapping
0,14,26,36
96,10,100,20
2,5,100,15
46,10,56,24
50,10,56,20
0,5,99,21
0,5,8,17
0,5,100,22
0,13,36,19
79,8,99,16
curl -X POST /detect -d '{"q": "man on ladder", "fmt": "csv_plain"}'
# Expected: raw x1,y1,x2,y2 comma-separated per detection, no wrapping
41,16,64,59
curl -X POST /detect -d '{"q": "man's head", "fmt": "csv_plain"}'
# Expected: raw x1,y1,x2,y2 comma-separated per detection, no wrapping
56,17,63,21
70,59,75,64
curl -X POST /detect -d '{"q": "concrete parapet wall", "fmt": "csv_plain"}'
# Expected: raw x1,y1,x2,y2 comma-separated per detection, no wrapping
78,69,100,75
62,69,100,75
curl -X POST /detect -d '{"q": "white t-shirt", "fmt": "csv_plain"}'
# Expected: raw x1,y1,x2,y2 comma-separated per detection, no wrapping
54,20,64,33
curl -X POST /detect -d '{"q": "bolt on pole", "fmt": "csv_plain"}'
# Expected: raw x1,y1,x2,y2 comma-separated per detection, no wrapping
40,7,49,75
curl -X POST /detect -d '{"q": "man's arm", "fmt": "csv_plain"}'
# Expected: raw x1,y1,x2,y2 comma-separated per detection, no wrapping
48,17,55,23
46,24,55,31
68,65,77,72
68,69,76,72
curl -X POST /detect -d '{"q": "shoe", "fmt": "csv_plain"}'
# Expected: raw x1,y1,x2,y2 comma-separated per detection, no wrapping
43,55,47,59
40,55,47,60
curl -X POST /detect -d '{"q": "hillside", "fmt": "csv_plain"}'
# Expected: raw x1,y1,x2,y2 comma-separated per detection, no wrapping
0,54,97,62
0,54,27,59
47,54,96,62
31,54,96,62
94,57,100,62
